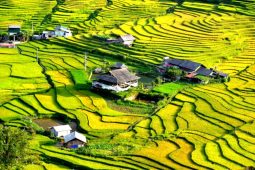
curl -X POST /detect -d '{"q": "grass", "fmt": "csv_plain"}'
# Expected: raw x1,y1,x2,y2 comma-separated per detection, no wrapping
153,82,189,95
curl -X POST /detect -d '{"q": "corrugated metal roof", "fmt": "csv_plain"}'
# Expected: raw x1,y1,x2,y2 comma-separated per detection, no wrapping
8,25,21,28
165,59,201,72
64,131,87,143
197,67,213,76
51,125,72,132
110,68,139,84
120,34,135,41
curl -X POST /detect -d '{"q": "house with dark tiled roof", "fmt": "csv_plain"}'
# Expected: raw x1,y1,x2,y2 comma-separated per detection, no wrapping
163,58,203,73
92,65,140,92
161,57,228,83
196,67,214,77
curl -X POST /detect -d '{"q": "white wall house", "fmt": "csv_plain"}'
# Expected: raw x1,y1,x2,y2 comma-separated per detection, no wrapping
54,25,72,38
41,26,72,39
50,125,72,137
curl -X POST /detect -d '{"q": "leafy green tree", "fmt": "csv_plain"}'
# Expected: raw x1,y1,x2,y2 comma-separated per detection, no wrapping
0,126,30,170
176,0,185,6
166,66,184,80
107,0,113,6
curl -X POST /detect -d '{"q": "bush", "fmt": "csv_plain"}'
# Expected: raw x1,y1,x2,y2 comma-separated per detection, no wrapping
76,141,139,157
166,66,184,81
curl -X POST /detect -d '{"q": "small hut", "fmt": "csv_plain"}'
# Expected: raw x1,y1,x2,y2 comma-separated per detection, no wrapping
64,131,87,149
118,34,136,47
54,25,72,38
8,25,21,36
50,125,72,138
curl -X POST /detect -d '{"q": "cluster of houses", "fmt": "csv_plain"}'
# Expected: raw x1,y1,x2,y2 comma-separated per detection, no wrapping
92,57,229,92
159,57,228,83
92,62,140,92
33,25,72,40
50,125,87,149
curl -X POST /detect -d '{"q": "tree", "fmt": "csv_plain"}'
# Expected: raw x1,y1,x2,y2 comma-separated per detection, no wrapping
166,6,176,14
107,0,113,6
166,66,184,81
176,0,185,6
0,126,30,170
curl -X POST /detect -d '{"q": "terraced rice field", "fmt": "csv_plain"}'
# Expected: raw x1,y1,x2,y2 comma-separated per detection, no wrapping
0,0,255,169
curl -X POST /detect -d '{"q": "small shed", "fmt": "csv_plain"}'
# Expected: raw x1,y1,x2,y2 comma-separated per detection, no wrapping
8,25,21,36
42,31,55,39
64,131,87,148
218,72,228,78
111,62,128,69
163,58,202,73
50,125,72,138
118,34,135,47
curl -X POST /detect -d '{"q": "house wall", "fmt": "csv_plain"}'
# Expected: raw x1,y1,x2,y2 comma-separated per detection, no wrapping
54,30,72,38
51,129,71,137
92,81,133,92
65,139,85,148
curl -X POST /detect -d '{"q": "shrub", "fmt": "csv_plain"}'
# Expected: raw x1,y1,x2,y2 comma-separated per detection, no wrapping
76,141,138,157
166,66,184,81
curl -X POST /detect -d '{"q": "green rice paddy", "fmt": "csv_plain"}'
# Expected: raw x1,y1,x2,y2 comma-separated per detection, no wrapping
0,0,255,169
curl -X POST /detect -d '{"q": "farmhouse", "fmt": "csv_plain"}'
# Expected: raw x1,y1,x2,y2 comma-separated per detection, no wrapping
50,125,72,138
92,67,140,92
163,57,203,73
40,25,72,39
8,25,21,36
64,131,87,149
161,57,228,83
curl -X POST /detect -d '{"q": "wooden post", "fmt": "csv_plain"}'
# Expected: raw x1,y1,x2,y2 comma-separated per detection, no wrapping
84,52,87,71
36,48,39,62
32,21,34,35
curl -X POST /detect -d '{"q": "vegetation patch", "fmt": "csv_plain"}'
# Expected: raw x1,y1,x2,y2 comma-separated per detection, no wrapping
153,82,189,96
